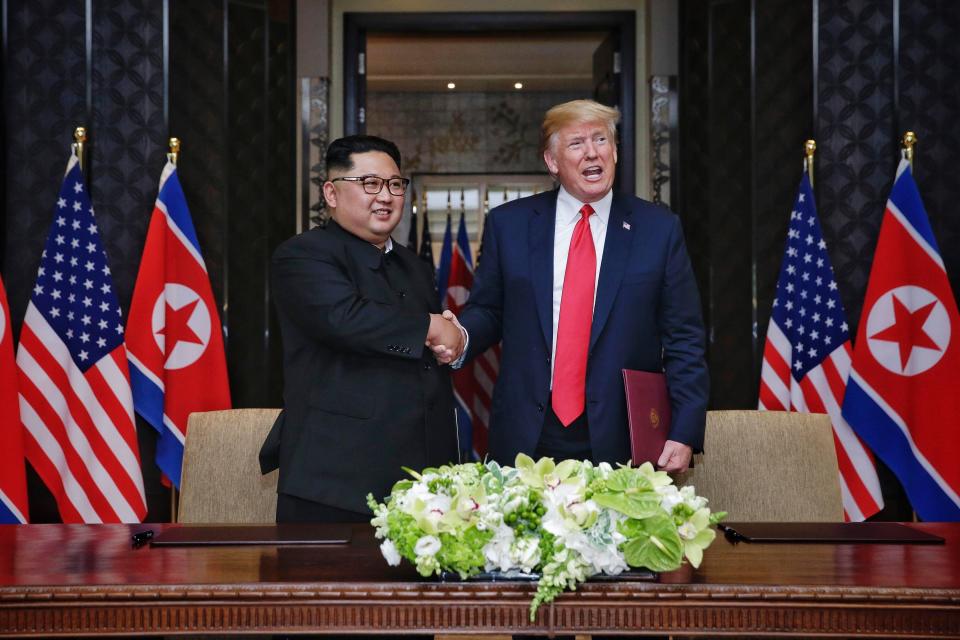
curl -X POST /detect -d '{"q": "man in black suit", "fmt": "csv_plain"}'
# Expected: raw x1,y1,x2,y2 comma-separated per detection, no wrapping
260,135,462,523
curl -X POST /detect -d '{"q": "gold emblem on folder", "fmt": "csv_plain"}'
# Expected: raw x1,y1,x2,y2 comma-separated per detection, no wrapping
649,408,661,429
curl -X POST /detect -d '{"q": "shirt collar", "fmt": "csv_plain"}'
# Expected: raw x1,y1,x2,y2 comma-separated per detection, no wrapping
557,186,612,228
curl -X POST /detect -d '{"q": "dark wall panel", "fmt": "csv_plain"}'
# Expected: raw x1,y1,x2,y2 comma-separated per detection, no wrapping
680,0,959,519
227,4,269,408
3,0,87,336
2,0,294,522
89,0,166,314
899,0,960,298
706,0,753,409
169,0,227,311
753,0,814,368
817,0,896,331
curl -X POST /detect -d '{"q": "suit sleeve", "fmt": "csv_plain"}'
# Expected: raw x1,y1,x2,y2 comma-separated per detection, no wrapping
460,211,505,359
271,243,428,359
659,215,709,451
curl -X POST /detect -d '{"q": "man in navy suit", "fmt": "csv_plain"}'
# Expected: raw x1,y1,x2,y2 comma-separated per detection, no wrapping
435,100,708,471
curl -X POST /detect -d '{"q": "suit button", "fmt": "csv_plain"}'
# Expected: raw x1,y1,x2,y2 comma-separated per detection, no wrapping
398,290,406,298
546,355,551,365
537,403,544,413
423,362,431,370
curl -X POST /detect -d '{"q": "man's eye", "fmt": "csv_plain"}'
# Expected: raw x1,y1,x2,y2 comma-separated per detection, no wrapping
363,179,381,188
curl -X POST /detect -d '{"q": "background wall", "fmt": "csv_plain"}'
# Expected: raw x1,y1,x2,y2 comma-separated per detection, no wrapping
1,0,295,521
367,90,584,174
679,0,960,518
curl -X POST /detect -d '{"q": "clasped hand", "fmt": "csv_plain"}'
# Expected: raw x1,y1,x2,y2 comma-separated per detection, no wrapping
426,310,466,365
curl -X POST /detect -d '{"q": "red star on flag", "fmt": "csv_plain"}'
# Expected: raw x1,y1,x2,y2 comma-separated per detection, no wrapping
869,295,940,370
158,299,203,348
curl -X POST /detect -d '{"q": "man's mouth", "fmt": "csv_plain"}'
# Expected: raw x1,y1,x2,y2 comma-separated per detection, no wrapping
372,208,393,217
582,166,603,181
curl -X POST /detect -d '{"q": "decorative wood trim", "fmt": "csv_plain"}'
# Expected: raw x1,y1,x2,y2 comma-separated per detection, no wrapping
2,582,958,636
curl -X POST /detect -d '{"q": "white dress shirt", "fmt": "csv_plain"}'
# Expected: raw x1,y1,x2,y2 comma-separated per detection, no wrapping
451,188,612,376
550,187,612,386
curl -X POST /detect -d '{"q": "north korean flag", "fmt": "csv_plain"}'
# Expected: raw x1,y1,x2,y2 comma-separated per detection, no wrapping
0,276,28,523
126,162,231,488
842,158,960,521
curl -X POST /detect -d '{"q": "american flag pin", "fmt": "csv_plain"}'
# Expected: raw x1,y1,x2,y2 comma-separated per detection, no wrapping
623,221,631,230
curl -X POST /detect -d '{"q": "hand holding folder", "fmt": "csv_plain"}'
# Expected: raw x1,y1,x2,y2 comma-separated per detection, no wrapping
621,369,671,467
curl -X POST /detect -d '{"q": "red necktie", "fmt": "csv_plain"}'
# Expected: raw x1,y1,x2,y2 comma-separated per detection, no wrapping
552,204,596,426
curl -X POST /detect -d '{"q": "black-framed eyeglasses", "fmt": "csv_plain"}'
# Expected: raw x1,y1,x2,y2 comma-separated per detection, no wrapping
330,175,410,196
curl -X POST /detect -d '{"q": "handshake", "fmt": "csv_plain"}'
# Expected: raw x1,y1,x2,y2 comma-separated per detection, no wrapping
426,310,466,365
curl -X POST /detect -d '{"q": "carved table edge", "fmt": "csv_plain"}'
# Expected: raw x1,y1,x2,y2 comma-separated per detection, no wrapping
1,582,958,606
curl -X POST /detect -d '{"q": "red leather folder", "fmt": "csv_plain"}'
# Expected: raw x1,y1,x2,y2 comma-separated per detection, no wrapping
622,369,670,466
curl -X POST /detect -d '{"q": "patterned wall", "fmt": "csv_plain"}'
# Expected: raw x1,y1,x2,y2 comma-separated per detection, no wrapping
680,0,959,519
366,90,586,174
2,0,295,522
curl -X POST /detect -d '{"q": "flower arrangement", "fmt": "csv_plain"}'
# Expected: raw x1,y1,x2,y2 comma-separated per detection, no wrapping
367,454,725,619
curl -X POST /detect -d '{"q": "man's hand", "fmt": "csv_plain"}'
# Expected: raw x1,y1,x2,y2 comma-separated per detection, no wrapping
657,440,692,473
426,310,465,364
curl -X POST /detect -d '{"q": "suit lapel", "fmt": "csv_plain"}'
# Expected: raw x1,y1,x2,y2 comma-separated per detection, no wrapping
590,193,633,351
529,191,558,351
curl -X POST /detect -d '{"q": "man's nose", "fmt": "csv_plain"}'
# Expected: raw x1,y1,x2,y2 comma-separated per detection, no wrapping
584,141,599,158
375,186,394,202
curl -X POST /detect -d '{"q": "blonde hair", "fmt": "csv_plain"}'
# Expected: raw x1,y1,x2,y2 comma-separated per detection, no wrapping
541,99,620,154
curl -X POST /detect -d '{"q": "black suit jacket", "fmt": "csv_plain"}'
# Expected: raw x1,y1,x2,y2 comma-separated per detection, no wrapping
260,220,458,514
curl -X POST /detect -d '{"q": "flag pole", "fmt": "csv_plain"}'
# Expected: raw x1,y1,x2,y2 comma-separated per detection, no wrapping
168,137,180,166
902,131,917,167
168,135,181,524
72,127,86,171
804,139,816,187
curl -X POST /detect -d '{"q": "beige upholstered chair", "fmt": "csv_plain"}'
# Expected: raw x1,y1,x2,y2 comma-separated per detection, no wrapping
676,410,844,522
177,408,281,523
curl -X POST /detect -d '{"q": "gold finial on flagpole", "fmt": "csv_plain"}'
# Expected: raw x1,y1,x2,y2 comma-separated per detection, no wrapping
168,137,180,165
804,139,816,187
73,127,87,171
902,131,917,166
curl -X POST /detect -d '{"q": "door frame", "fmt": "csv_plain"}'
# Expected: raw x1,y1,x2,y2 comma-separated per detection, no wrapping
343,11,637,194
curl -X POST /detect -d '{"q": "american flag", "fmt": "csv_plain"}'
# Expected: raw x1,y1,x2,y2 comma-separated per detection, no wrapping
16,152,147,523
758,172,883,521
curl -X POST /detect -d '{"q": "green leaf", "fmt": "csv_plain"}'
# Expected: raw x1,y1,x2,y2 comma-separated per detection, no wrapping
619,514,684,572
593,491,661,519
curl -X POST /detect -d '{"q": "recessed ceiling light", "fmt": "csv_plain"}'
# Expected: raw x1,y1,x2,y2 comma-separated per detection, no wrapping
514,82,523,90
447,82,456,90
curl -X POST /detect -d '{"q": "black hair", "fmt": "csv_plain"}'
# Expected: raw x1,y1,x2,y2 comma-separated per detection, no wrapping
325,135,402,172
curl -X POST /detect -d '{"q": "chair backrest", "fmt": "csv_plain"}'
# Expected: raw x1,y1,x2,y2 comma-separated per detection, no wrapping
178,408,281,523
676,410,844,522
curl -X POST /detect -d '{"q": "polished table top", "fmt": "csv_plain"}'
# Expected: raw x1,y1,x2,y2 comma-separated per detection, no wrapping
0,522,958,637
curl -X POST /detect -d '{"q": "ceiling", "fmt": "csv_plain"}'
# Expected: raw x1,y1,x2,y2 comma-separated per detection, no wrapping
365,31,607,92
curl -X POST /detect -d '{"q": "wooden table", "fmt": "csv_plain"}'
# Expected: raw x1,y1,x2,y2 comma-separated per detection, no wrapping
0,522,958,637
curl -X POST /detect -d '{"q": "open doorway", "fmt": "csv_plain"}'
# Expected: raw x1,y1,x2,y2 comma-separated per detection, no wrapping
342,12,636,254
344,12,636,191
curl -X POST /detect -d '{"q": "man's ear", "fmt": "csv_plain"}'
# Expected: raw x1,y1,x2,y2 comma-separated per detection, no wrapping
322,181,338,209
543,149,559,175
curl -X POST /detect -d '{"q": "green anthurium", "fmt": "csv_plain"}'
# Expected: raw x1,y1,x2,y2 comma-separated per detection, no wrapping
619,513,684,572
591,468,661,519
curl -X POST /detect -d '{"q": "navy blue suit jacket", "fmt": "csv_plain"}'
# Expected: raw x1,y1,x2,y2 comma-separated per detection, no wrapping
460,189,709,465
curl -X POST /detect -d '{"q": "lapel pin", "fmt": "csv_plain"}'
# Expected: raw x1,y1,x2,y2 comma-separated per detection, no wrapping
623,221,631,230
